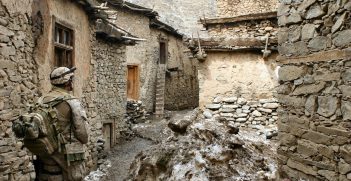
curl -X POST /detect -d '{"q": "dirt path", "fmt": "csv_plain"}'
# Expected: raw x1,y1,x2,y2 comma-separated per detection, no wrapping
102,137,154,181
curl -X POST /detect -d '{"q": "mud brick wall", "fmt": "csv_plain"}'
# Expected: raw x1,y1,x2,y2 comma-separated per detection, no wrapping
0,1,38,180
277,0,351,180
216,0,277,18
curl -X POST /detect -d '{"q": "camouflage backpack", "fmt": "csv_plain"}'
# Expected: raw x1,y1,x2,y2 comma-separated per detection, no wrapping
12,96,72,157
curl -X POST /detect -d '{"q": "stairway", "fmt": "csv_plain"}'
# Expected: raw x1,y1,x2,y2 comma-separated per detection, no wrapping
155,64,166,118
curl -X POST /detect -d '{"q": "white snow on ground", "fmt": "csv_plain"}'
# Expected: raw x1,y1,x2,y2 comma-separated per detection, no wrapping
84,160,111,181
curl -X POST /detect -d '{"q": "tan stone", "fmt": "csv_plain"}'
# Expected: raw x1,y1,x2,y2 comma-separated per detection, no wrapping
287,159,318,176
301,130,332,145
317,170,337,181
279,132,297,146
279,65,307,82
340,145,351,164
316,126,351,137
317,96,338,118
292,82,326,96
297,140,318,157
339,159,351,175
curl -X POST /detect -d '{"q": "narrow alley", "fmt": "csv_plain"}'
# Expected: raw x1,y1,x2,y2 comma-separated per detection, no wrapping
1,0,351,181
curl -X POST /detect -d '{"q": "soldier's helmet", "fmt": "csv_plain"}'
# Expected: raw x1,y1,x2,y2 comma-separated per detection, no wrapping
50,67,76,85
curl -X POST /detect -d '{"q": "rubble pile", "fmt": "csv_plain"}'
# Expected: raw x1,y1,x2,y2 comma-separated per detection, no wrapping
126,100,148,123
127,109,278,180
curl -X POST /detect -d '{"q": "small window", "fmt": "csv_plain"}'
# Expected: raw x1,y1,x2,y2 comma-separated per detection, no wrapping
54,23,74,67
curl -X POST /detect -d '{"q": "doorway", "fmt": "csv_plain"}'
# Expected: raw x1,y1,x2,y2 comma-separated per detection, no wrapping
127,65,139,100
102,123,113,151
159,41,167,64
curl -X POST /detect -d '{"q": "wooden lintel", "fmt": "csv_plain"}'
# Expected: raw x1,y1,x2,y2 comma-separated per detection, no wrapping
200,11,277,26
277,49,351,65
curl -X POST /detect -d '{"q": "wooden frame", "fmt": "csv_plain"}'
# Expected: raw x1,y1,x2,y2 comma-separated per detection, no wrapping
127,64,140,100
52,16,75,68
102,120,116,150
159,40,168,65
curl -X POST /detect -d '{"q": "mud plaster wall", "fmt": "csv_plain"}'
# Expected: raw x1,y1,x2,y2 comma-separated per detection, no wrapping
198,52,278,108
277,0,351,180
34,0,91,98
216,0,277,18
111,8,199,112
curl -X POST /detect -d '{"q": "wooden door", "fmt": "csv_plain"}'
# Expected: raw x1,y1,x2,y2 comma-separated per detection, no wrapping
103,123,112,151
159,42,167,64
127,65,139,100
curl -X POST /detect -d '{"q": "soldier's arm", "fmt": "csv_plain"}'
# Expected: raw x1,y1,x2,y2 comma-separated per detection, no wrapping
67,99,89,144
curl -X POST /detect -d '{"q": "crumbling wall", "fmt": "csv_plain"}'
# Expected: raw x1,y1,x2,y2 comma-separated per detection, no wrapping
0,1,38,180
198,52,278,107
277,0,351,180
216,0,277,18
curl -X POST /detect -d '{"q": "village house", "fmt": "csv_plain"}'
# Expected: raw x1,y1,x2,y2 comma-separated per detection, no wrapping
0,0,199,179
184,0,280,129
0,0,142,179
99,0,199,117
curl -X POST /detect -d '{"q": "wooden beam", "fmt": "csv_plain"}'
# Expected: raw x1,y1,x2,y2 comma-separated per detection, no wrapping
200,11,277,26
277,49,351,65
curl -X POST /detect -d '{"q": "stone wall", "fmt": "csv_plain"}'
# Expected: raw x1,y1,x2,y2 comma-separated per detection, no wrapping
81,33,128,170
0,1,38,180
277,0,351,180
207,19,278,41
216,0,277,18
164,52,199,110
111,7,199,112
278,0,351,57
203,96,279,129
198,52,279,107
0,0,130,179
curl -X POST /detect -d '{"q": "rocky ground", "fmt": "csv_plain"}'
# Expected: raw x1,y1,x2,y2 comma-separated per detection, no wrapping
85,109,279,181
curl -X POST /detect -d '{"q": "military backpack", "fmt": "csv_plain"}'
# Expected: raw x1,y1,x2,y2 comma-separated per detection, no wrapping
12,96,72,157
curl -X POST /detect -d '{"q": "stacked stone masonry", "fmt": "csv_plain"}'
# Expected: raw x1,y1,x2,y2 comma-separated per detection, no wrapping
204,97,279,128
82,34,128,170
207,19,278,43
278,0,351,57
216,0,277,18
0,1,38,180
277,0,351,180
0,0,130,180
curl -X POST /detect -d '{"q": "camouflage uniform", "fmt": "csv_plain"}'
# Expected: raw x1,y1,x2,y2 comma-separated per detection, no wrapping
37,67,88,181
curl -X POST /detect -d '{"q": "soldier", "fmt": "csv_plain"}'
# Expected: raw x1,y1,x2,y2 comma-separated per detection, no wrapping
36,67,89,181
